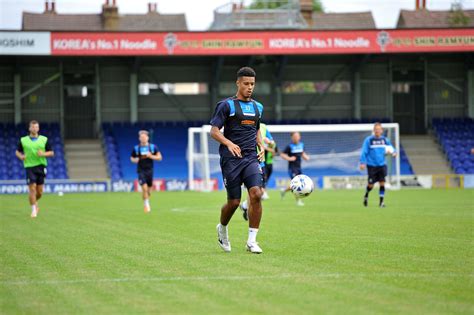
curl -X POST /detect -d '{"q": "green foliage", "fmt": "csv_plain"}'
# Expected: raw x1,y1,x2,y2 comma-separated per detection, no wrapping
449,1,471,26
248,0,323,12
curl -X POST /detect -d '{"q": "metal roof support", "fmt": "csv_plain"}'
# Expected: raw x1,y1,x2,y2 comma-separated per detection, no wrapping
95,61,101,134
210,56,224,111
130,57,140,124
427,69,463,93
14,72,21,125
59,61,65,139
274,55,287,122
467,55,474,119
299,55,371,118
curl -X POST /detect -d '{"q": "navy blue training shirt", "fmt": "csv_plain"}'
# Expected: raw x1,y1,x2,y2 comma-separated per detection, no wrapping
283,142,305,171
210,97,264,158
131,144,160,172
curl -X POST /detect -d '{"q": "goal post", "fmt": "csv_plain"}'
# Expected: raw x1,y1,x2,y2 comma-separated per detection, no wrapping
188,123,401,191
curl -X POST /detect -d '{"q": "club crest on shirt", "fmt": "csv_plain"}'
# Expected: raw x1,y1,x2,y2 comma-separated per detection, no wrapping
241,104,256,116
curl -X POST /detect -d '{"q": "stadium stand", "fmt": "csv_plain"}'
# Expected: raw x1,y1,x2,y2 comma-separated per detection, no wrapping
0,123,68,180
102,121,191,180
102,119,414,180
433,118,474,174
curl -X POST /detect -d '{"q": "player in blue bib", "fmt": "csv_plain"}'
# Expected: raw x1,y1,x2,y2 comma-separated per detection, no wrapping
280,132,310,206
210,67,265,254
359,122,397,208
130,130,162,213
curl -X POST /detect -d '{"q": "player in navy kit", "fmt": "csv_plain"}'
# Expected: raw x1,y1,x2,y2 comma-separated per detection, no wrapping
130,130,162,213
359,122,397,207
280,131,310,206
210,67,265,254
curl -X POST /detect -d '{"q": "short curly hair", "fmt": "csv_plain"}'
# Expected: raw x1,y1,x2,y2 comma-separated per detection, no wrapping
237,67,256,78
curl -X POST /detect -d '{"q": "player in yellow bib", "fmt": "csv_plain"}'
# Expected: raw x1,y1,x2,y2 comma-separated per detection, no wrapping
15,120,54,218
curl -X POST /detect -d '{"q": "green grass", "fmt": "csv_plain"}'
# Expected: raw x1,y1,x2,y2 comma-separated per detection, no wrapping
1,189,473,314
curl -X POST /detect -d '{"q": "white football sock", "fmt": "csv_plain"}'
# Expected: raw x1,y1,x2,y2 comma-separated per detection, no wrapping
144,199,150,207
242,200,248,210
31,205,36,213
248,228,259,243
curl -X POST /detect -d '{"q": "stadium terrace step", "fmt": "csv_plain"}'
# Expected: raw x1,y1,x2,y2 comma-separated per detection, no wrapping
65,140,108,179
401,135,452,175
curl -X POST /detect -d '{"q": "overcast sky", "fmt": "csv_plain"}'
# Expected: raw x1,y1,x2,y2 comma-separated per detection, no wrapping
1,0,474,30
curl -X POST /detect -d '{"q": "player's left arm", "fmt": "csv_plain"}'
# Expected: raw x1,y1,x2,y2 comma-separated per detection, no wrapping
301,143,310,161
255,106,265,162
37,140,54,158
386,138,397,157
302,151,310,161
149,146,163,161
256,124,265,162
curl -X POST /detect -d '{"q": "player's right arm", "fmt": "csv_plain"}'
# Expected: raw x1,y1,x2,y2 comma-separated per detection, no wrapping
130,148,139,164
209,101,242,158
359,137,369,170
210,127,242,158
15,140,25,161
279,145,296,162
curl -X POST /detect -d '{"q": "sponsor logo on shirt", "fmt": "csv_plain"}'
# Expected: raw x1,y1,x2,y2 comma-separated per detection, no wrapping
241,120,256,125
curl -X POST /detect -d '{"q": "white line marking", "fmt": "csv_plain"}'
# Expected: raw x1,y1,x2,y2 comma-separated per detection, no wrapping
1,272,471,286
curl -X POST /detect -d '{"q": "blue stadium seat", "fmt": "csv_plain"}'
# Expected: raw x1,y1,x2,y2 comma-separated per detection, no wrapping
0,125,69,180
433,117,474,174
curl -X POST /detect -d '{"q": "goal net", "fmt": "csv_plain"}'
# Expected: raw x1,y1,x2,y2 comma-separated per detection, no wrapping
188,124,401,191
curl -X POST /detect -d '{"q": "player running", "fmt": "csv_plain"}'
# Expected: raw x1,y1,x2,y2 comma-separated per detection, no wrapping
240,122,276,221
263,130,277,199
210,66,265,254
15,120,54,218
130,130,162,213
359,122,397,208
280,132,310,206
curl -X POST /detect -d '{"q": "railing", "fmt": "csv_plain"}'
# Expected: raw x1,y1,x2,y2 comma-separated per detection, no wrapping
211,1,308,30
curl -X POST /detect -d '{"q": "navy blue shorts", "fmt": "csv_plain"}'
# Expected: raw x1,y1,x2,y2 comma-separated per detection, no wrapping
26,165,46,185
138,170,153,187
367,165,387,184
220,156,263,200
288,168,302,179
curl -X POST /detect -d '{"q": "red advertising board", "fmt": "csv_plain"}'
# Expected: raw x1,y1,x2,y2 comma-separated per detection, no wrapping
132,178,218,191
50,29,474,56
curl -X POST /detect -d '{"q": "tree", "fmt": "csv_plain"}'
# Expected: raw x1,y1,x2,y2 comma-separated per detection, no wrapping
448,1,470,27
248,0,324,12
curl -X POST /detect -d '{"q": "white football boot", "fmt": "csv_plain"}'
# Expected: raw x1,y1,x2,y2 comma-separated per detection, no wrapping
246,242,263,254
216,223,231,252
240,200,249,221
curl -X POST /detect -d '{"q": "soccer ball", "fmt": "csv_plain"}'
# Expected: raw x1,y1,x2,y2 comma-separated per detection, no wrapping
385,145,395,155
290,175,314,198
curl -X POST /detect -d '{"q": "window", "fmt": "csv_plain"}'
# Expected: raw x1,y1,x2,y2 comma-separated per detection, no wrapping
282,81,351,94
66,85,88,97
139,82,208,95
391,83,410,94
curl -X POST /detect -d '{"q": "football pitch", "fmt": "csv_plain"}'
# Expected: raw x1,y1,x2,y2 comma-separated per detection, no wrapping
1,189,473,314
